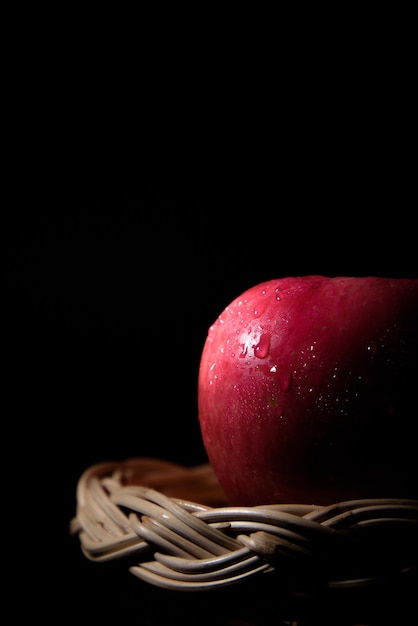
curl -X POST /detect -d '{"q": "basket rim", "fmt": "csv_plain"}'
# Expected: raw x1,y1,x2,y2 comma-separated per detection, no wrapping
70,457,418,593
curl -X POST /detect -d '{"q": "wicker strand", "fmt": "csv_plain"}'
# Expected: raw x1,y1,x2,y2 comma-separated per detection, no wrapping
70,458,418,592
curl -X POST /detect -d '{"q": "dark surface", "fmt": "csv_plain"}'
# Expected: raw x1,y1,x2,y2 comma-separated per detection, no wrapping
4,31,417,624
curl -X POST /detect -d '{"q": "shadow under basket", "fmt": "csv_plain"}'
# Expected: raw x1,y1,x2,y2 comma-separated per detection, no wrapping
70,457,418,618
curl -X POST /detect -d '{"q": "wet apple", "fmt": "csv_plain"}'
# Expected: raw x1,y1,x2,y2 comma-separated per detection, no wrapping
198,276,418,505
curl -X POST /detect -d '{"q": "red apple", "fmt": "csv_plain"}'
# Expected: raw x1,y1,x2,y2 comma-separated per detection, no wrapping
198,276,418,506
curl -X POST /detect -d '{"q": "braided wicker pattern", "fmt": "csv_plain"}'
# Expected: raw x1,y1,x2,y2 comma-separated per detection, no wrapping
70,458,418,593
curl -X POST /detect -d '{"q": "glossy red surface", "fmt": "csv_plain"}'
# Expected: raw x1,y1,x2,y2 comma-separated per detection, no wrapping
198,276,418,505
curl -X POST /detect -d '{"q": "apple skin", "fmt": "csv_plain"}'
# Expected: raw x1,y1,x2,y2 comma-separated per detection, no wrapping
198,276,418,506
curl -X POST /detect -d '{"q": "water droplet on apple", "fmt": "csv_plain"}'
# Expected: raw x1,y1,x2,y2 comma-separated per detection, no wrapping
254,333,271,358
275,285,286,300
239,344,248,358
366,341,380,357
281,371,293,392
253,302,267,317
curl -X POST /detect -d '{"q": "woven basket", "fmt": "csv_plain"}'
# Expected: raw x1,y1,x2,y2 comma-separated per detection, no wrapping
70,457,418,597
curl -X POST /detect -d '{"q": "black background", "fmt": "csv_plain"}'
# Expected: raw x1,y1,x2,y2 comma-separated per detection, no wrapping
4,20,417,625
